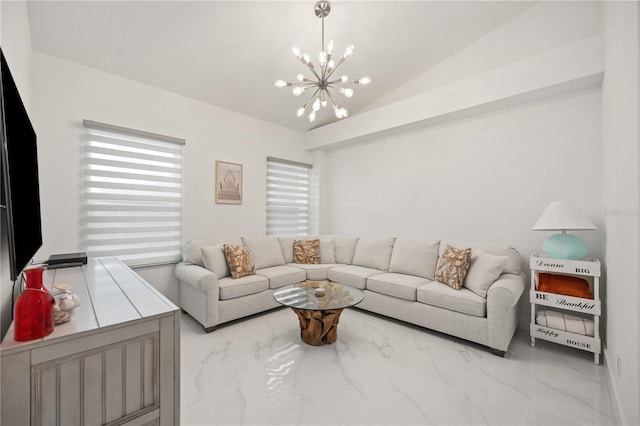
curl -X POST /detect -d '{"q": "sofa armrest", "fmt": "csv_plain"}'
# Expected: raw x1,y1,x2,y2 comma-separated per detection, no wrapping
175,262,220,294
175,262,222,330
487,273,526,307
486,272,527,352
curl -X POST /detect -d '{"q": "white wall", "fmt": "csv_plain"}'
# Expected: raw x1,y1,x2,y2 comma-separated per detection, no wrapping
323,87,602,263
0,0,32,340
30,52,308,303
601,2,640,425
0,1,32,107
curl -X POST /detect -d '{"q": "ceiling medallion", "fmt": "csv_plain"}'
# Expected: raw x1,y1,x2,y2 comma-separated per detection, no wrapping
275,1,370,123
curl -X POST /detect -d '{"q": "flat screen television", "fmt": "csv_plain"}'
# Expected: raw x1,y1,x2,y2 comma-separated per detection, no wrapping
0,48,43,281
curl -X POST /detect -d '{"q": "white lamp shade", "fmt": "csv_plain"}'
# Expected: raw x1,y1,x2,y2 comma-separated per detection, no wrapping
532,201,597,231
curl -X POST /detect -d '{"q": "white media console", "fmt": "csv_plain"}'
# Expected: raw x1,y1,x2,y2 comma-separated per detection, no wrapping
0,257,180,425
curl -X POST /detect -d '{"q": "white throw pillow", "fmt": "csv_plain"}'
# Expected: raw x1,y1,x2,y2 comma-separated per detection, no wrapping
440,240,521,275
278,236,298,263
320,238,336,264
389,239,440,280
463,250,508,297
201,244,231,278
241,236,286,270
352,237,396,271
333,236,359,264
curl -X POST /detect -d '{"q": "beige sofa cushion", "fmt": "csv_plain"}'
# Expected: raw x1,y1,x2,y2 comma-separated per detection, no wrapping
219,274,268,300
463,250,508,297
417,281,487,317
389,239,440,280
291,263,336,281
333,236,359,264
255,265,306,289
182,237,242,267
440,240,522,275
352,237,396,271
320,237,336,264
201,244,230,278
277,236,298,263
328,265,382,289
367,273,431,301
242,236,286,270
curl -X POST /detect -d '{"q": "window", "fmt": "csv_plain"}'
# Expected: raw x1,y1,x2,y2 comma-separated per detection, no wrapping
81,120,184,267
266,157,313,236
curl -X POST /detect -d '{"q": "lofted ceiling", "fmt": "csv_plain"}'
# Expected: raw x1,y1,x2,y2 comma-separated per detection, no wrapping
26,1,535,132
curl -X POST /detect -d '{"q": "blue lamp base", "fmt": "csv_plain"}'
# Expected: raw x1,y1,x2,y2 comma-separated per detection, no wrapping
542,233,588,260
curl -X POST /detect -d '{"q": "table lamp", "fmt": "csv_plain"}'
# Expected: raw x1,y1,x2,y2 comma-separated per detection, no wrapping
532,201,597,260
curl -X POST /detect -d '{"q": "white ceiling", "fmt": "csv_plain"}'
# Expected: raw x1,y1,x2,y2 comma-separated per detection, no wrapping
26,1,535,132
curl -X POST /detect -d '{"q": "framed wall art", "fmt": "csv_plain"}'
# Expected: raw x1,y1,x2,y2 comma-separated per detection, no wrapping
215,161,243,204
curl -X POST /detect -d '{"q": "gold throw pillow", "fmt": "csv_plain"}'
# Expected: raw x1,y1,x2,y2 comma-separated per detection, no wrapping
222,244,255,279
435,245,472,290
293,239,321,264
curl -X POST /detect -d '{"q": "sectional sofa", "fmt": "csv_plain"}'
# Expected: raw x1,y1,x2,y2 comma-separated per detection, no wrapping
174,236,526,356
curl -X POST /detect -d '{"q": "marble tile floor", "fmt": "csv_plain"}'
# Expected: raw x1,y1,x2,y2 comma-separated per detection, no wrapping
180,308,616,426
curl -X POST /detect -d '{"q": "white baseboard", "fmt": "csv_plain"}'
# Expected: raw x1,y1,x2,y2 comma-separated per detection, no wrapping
604,348,627,425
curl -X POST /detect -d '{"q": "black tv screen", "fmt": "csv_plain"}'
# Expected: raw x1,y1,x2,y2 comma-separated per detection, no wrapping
0,48,43,281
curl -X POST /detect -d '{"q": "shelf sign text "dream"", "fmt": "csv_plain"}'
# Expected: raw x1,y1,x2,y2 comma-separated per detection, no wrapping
531,257,600,277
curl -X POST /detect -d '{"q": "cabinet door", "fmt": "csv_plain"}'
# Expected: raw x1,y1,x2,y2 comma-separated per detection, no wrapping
1,351,31,424
30,322,160,426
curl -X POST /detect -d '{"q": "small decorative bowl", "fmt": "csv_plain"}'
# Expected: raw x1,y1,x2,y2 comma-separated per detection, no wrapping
52,283,80,324
314,287,326,297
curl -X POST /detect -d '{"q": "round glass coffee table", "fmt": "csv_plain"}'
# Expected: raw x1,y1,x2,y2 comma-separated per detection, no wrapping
273,280,364,346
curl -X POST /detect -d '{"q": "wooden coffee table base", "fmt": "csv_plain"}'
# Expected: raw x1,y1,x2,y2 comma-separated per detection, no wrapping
291,308,344,345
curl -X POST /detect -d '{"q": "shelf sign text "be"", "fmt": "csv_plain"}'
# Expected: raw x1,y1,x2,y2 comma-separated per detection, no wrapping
536,293,549,300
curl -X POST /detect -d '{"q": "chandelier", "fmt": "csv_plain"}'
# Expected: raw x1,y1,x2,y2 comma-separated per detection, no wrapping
275,1,370,123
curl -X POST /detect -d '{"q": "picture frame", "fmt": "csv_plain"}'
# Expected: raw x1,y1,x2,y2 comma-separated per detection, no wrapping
215,161,243,204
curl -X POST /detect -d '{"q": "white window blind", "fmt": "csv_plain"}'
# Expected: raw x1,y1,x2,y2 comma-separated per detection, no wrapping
266,157,313,236
82,120,184,267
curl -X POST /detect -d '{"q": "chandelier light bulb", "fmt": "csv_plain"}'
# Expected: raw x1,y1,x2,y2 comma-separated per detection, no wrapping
340,88,354,98
334,105,348,119
343,44,355,58
320,92,328,107
275,1,369,123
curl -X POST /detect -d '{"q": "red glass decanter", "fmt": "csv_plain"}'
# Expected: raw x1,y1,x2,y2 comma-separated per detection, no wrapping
14,267,55,341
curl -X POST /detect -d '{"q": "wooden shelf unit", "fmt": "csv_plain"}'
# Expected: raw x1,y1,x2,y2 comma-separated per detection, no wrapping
529,254,602,364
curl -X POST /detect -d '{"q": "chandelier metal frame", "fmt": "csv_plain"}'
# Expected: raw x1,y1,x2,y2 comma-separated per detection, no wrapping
275,1,370,123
